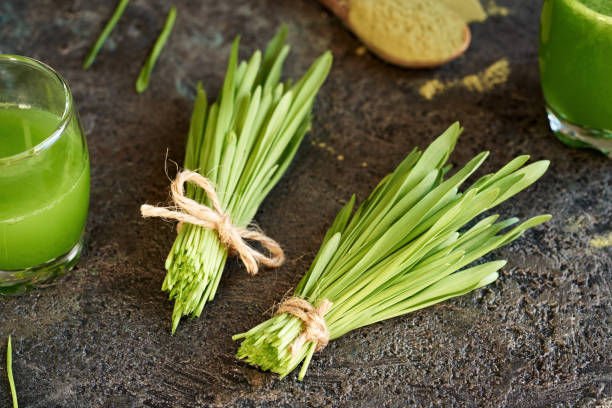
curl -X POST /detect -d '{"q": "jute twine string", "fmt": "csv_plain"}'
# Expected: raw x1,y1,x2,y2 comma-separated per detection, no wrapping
276,297,333,356
140,170,285,275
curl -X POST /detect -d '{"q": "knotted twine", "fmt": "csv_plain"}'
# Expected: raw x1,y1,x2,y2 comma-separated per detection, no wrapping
275,297,333,356
140,170,284,275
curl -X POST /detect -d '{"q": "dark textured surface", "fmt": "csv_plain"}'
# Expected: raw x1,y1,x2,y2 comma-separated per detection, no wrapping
1,0,611,407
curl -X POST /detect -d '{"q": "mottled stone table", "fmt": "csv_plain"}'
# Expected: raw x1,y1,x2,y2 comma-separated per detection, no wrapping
1,0,610,407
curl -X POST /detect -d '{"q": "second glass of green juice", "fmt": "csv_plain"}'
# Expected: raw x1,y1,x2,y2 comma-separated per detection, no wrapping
0,55,90,294
539,0,612,157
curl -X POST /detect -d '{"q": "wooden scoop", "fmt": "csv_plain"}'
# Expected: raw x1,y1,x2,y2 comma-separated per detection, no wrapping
319,0,472,68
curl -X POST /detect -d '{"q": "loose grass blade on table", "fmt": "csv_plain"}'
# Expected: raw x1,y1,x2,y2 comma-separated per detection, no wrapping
135,6,177,93
147,26,332,333
83,0,130,69
233,122,551,380
7,336,18,408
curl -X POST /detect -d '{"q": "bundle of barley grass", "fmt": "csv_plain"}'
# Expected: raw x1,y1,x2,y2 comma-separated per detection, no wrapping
233,123,550,379
160,27,332,332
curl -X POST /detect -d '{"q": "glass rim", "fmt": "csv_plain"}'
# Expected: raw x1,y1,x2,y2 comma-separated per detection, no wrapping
0,54,74,165
568,0,612,22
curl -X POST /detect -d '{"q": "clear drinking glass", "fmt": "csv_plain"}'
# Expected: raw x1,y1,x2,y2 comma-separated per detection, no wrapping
539,0,612,157
0,55,90,294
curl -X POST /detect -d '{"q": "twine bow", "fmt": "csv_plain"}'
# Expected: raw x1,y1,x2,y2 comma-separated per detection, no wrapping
140,170,285,275
276,297,333,355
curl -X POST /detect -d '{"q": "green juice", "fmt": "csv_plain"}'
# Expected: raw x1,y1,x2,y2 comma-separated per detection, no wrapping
0,107,89,270
539,0,612,133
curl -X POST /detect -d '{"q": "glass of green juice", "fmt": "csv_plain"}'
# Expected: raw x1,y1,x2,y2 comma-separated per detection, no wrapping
0,55,90,294
539,0,612,157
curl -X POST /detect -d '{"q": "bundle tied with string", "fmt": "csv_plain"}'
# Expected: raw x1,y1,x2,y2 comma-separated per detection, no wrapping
233,122,551,380
139,26,333,333
141,170,284,275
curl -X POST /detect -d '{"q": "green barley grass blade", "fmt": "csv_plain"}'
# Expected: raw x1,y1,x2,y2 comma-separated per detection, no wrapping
216,38,240,144
135,6,176,93
263,46,290,93
317,195,356,251
217,132,238,203
259,25,288,85
196,102,219,176
235,60,248,91
184,83,207,172
298,233,342,297
236,51,262,101
83,0,130,69
7,336,18,408
234,123,551,379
